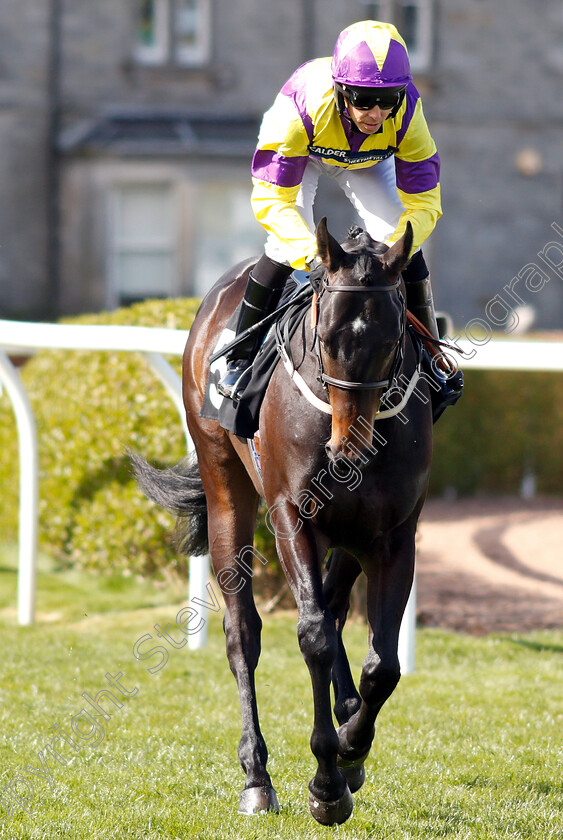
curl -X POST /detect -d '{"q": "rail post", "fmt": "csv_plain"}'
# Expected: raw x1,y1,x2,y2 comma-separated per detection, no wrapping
0,350,39,625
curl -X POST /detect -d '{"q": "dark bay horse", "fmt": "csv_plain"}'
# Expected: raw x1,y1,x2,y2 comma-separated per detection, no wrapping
132,218,433,825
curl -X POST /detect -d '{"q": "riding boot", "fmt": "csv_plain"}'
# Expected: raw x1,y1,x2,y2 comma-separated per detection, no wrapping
217,255,293,400
402,251,463,422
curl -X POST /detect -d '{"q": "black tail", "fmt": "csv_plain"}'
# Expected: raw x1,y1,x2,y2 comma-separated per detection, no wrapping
128,450,209,556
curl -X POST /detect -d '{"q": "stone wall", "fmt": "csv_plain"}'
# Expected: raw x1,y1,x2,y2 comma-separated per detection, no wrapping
0,0,561,326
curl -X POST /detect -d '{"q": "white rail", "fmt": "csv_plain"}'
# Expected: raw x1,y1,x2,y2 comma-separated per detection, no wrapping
453,338,563,371
1,319,561,673
0,320,197,629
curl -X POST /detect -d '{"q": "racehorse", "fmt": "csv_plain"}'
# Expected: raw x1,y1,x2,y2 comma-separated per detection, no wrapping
132,218,433,825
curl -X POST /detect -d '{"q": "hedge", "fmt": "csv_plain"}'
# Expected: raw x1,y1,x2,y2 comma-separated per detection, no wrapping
429,366,563,496
0,300,561,580
0,299,199,577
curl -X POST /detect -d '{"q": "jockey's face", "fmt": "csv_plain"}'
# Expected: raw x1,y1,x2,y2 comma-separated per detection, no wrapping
346,100,392,134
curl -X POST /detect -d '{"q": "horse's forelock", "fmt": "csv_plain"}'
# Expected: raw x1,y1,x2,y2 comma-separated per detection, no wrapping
340,231,390,283
353,252,385,284
346,227,386,253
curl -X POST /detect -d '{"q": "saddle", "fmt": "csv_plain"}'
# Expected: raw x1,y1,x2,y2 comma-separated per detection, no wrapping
200,274,314,438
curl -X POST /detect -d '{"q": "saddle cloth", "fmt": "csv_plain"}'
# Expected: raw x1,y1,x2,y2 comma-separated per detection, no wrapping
200,275,314,439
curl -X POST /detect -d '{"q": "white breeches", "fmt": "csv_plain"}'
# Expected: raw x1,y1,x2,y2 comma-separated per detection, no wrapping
264,155,406,264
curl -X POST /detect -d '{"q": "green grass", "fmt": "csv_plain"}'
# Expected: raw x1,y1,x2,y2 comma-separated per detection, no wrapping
0,543,186,622
0,562,561,839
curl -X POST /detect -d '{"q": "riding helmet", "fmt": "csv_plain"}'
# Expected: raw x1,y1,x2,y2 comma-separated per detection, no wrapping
332,21,411,116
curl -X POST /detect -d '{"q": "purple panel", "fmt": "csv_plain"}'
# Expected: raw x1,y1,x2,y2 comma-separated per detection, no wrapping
348,122,370,153
381,38,412,86
395,83,418,146
251,149,308,188
338,40,380,85
280,63,315,142
395,152,440,194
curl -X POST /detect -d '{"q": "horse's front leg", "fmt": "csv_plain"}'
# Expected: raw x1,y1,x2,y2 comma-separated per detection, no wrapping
221,575,279,814
336,512,418,776
272,501,353,826
322,548,366,793
201,452,278,815
323,548,363,727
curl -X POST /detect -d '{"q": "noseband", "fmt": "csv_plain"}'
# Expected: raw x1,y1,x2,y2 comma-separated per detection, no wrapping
314,275,405,393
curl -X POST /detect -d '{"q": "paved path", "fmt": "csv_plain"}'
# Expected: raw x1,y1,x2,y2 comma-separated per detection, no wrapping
416,497,563,633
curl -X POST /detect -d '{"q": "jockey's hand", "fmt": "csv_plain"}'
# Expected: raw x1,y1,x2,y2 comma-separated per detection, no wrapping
308,257,325,292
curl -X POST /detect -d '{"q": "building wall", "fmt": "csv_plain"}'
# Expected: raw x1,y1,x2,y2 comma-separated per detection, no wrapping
59,155,263,312
58,0,308,120
0,0,562,326
428,0,563,329
0,0,51,318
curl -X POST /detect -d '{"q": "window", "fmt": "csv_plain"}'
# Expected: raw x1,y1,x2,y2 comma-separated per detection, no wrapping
106,175,264,306
109,184,177,306
135,0,169,65
192,181,266,297
134,0,211,67
358,0,434,73
174,0,211,65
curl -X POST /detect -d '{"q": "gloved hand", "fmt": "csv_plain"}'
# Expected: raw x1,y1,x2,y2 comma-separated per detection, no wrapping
308,257,326,292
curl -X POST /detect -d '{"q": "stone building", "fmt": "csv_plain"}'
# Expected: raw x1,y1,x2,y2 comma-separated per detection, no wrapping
0,0,562,328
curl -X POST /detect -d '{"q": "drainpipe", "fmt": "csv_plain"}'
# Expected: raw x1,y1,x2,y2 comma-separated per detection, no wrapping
46,0,62,318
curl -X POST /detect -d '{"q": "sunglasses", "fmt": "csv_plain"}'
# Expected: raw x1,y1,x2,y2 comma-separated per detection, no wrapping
342,85,404,112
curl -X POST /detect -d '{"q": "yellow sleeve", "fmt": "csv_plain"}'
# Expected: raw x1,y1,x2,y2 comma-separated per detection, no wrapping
250,83,318,269
390,96,442,254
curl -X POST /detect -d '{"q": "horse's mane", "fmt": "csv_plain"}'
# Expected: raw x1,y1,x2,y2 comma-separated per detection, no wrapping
343,226,388,282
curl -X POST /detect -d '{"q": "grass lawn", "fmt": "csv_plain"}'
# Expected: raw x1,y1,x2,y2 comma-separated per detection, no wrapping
0,554,561,839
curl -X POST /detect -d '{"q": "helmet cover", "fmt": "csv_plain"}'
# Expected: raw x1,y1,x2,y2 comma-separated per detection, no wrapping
331,20,412,88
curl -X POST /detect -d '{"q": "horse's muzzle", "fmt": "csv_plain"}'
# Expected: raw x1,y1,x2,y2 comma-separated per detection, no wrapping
325,443,372,473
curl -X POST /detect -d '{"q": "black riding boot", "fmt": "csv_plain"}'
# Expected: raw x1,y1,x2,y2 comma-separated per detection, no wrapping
402,251,463,422
217,255,293,400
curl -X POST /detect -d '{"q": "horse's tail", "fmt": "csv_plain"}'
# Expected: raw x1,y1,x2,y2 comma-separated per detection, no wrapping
128,450,209,557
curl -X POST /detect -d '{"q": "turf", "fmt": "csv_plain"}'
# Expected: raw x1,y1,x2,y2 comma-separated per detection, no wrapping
0,561,561,839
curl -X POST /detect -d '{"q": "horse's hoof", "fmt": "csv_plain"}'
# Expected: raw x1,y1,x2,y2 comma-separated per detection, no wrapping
238,785,280,815
308,784,353,826
337,754,366,793
336,724,370,792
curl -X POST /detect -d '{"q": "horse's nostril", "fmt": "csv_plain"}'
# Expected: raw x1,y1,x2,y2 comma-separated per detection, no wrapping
325,443,344,468
325,444,349,473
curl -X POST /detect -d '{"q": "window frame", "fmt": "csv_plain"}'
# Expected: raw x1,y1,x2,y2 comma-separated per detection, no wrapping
357,0,434,74
133,0,170,66
134,0,211,68
173,0,212,67
107,181,180,308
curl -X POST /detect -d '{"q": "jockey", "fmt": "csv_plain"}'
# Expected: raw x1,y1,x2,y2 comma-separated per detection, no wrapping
218,20,463,415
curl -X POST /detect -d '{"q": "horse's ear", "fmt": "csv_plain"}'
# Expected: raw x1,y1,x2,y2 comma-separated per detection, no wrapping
316,217,347,271
381,222,414,276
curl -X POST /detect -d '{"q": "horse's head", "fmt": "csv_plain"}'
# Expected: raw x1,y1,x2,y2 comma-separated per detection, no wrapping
314,217,413,470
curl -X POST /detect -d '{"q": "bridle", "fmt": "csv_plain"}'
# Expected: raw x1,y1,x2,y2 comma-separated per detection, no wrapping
275,265,422,420
312,273,405,395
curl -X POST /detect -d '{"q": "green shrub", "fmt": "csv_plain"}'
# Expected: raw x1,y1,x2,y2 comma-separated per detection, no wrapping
430,367,563,496
0,299,200,576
